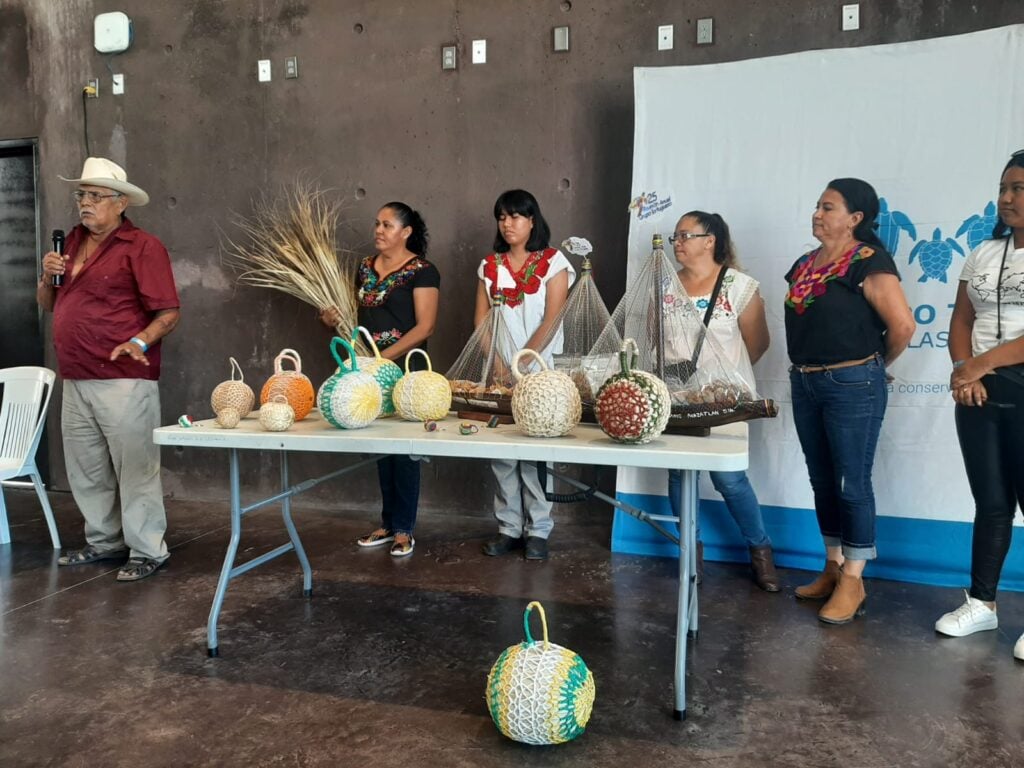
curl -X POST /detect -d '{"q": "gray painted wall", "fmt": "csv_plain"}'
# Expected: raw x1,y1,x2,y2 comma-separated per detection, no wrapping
3,0,1022,512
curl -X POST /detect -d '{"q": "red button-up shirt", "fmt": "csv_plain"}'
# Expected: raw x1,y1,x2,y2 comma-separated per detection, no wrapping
52,218,180,380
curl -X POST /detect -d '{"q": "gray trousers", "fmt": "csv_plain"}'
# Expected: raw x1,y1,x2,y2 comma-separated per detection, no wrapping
491,458,553,540
62,379,168,561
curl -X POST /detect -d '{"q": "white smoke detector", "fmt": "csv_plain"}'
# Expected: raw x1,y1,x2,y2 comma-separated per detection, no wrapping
94,12,133,54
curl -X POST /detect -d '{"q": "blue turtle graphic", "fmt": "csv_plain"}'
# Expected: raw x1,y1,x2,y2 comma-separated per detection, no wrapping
877,198,917,257
909,228,965,283
955,201,998,251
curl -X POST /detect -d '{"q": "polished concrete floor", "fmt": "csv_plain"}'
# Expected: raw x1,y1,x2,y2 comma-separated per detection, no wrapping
1,488,1023,768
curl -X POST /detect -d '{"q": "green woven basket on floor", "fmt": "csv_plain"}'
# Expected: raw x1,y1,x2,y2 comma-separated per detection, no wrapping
485,601,596,745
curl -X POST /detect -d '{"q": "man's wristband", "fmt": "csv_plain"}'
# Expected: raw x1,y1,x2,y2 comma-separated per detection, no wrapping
952,359,966,369
130,337,149,353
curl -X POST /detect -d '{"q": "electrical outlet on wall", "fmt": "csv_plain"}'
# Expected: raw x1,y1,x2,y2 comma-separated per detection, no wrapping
842,3,860,31
696,18,713,45
658,25,673,51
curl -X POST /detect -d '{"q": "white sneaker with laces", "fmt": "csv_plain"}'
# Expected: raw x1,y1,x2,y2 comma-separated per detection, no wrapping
1014,631,1024,661
935,591,998,637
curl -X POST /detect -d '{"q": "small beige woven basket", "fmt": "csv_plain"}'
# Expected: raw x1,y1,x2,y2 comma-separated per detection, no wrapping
259,394,295,432
211,357,255,419
510,349,581,437
392,349,452,422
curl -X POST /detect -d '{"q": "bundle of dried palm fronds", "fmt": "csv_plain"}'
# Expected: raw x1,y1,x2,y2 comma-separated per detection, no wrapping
225,180,365,351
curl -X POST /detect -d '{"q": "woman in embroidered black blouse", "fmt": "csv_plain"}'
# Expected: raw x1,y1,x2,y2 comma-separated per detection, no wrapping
784,178,914,624
320,202,440,557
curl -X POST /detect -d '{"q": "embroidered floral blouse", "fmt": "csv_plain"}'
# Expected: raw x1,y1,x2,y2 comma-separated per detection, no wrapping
356,253,440,355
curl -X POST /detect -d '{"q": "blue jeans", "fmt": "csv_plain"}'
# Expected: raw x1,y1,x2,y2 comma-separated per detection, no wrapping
789,356,887,560
377,455,420,535
668,469,770,547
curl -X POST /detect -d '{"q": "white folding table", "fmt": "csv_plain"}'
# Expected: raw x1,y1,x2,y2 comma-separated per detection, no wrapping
153,413,748,719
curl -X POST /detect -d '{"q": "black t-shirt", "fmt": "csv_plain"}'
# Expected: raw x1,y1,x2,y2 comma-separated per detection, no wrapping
356,254,441,371
783,243,900,365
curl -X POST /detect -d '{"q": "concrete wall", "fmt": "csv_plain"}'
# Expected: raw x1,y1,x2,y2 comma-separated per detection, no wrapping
4,0,1023,512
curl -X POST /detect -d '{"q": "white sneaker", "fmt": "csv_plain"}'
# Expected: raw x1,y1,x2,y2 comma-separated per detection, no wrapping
935,591,998,637
1014,631,1024,661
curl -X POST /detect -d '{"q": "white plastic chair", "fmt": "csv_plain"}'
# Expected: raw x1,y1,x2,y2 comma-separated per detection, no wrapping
0,366,60,548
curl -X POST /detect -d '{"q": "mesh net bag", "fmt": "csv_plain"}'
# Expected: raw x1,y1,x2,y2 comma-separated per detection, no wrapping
445,296,522,416
530,237,615,408
589,235,777,431
510,349,582,438
486,602,595,745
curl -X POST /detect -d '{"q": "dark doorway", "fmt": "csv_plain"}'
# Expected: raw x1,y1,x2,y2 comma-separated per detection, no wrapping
0,141,42,368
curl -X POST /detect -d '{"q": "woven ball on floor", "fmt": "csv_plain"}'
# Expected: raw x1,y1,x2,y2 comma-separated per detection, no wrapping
510,349,581,437
211,357,255,419
486,601,595,745
259,395,295,432
594,339,670,444
353,326,403,417
392,349,452,422
317,337,383,429
260,348,315,420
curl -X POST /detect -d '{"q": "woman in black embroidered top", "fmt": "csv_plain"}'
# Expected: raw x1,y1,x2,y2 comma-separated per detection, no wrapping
320,202,440,557
784,178,914,624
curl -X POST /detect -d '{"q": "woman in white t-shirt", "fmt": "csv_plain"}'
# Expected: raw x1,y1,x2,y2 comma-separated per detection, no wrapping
935,151,1024,659
666,210,778,591
476,189,574,562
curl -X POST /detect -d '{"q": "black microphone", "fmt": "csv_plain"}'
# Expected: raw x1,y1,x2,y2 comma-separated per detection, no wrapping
51,229,66,287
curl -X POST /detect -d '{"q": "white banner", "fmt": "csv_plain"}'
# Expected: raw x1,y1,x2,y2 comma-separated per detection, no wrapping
624,25,1024,526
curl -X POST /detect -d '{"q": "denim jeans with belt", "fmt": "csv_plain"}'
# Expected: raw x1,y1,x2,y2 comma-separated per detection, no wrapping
789,355,887,560
668,469,770,547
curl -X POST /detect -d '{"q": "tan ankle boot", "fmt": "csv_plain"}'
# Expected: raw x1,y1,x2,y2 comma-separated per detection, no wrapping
818,571,866,624
795,560,841,600
748,545,780,592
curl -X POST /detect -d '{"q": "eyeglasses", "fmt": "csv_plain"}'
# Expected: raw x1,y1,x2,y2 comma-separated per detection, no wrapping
73,190,122,203
668,232,711,244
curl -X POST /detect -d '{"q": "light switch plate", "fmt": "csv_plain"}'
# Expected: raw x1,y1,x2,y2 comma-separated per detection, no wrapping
553,25,570,52
842,3,860,31
112,73,124,94
658,25,673,51
257,59,271,82
472,39,486,64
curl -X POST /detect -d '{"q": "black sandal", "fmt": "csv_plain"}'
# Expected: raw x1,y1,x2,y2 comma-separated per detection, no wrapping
58,544,128,567
115,557,167,582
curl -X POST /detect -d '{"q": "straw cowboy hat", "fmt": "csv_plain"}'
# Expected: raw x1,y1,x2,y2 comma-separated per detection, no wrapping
59,157,149,206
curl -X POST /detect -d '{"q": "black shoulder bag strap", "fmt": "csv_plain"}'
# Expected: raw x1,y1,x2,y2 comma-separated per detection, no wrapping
689,265,728,370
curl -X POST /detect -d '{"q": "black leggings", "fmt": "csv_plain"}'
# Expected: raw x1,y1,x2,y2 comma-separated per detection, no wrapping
955,373,1024,602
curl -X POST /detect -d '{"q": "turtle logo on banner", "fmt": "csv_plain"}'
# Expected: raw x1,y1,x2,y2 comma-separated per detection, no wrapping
909,228,966,284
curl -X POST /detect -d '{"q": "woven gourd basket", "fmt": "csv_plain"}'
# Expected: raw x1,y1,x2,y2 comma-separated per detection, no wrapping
392,349,452,422
594,339,671,444
259,395,295,432
260,348,315,420
317,337,383,429
510,349,581,437
352,326,403,417
211,357,255,420
486,601,595,745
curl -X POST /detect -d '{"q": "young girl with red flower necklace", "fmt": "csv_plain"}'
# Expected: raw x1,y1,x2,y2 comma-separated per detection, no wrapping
476,189,575,561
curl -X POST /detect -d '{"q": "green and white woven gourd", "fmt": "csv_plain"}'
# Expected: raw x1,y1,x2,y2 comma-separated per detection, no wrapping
317,337,383,429
510,349,581,437
594,338,670,444
486,601,595,745
352,326,403,417
392,349,452,422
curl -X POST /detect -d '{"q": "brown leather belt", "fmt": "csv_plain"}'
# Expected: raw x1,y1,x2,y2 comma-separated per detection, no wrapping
792,354,877,374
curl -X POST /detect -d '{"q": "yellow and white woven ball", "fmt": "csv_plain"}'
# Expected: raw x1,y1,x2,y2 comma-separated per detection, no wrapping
486,602,595,745
510,349,581,437
392,349,452,422
318,337,383,429
211,357,255,419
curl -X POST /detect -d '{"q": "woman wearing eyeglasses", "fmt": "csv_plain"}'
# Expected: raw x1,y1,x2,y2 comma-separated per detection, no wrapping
665,211,778,591
784,178,915,624
935,152,1024,658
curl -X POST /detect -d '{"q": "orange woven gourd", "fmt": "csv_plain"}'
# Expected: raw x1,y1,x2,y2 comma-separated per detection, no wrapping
260,348,315,420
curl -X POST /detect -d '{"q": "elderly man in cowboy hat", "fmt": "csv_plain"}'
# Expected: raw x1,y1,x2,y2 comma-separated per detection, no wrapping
37,157,180,582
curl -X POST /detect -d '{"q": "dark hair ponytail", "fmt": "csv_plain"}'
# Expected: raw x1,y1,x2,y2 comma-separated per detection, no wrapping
682,210,737,267
993,152,1024,239
382,201,429,257
826,178,886,251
